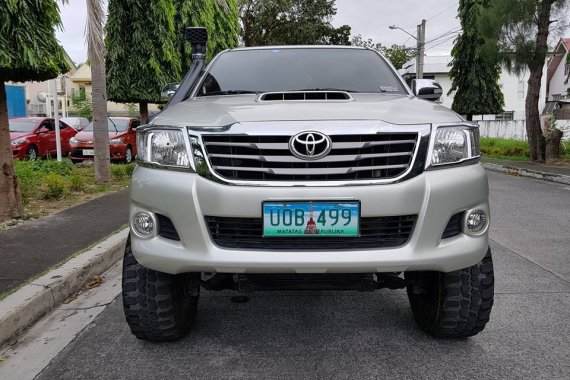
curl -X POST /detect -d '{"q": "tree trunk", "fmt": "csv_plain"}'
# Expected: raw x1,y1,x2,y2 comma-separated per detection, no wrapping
91,54,111,183
139,102,149,124
545,127,563,162
466,114,473,121
0,82,23,222
525,1,552,163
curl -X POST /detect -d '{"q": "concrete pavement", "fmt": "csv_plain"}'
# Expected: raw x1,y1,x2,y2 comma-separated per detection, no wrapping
0,189,130,294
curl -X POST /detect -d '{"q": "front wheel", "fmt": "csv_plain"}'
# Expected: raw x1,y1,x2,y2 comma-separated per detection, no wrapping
122,235,200,341
25,145,38,160
405,248,494,338
124,146,133,164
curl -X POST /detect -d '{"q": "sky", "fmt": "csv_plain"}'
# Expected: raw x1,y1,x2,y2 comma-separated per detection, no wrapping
56,0,461,65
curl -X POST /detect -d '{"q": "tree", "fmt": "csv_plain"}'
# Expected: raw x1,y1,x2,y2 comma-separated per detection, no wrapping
448,0,504,121
87,0,111,183
351,35,415,69
479,0,569,161
106,0,182,122
239,0,351,47
175,0,241,72
0,0,69,221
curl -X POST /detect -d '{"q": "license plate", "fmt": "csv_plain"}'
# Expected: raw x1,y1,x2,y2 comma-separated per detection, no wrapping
83,149,94,156
263,201,360,237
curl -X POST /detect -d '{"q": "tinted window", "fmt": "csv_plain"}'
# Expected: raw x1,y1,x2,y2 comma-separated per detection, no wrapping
9,119,38,132
197,48,406,96
84,119,130,132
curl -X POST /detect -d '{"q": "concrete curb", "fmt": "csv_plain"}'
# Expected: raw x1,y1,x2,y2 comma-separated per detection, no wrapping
0,228,129,349
482,163,570,185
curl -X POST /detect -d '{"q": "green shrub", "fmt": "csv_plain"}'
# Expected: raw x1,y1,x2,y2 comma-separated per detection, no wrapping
111,165,126,180
28,160,74,176
480,138,531,159
124,163,135,176
69,175,86,192
42,173,68,200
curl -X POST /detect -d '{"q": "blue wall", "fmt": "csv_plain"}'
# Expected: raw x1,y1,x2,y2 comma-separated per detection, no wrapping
6,85,27,117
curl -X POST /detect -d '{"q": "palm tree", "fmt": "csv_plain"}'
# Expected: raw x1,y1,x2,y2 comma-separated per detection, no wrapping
86,0,111,183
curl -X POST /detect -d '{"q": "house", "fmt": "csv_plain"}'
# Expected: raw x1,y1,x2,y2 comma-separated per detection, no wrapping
546,38,570,102
69,63,159,116
400,55,548,121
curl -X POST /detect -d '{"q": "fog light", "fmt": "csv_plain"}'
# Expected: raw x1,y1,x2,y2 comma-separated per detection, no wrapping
466,210,487,233
132,212,156,238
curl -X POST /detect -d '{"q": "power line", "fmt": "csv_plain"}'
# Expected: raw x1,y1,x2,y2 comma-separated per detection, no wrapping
426,2,459,21
424,26,462,45
424,34,459,51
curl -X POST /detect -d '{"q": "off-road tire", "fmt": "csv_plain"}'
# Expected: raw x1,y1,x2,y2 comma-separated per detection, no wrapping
122,235,200,341
405,248,494,338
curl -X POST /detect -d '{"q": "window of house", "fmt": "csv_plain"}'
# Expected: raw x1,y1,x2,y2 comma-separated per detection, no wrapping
495,111,514,121
517,81,525,99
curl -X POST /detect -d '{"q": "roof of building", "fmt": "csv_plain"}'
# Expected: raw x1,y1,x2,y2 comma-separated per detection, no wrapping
69,63,92,83
399,55,452,76
547,38,570,83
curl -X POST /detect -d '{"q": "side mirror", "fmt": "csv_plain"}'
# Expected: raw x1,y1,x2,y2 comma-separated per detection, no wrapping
412,79,443,102
160,83,181,102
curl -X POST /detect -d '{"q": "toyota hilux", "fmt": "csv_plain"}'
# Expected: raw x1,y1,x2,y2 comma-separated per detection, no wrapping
122,28,494,342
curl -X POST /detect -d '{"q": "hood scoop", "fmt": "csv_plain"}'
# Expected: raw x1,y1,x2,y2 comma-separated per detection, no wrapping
258,91,353,102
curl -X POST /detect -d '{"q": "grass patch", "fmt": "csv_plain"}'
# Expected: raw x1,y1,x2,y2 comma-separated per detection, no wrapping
480,137,531,160
14,159,134,219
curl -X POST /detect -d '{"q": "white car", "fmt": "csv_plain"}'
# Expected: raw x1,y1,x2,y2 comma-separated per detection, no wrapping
122,29,494,342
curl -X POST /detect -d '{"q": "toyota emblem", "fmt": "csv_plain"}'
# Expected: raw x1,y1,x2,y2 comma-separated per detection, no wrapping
289,131,332,160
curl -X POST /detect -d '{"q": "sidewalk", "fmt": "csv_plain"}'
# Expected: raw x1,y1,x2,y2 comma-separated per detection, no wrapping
482,158,570,185
0,189,130,294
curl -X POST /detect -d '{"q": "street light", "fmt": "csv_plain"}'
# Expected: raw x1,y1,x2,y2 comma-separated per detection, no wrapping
389,21,426,79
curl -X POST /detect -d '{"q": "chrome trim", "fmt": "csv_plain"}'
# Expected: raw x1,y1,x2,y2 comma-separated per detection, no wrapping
208,151,413,163
187,120,431,187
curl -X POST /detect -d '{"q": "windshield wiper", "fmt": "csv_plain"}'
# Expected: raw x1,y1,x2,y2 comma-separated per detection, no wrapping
201,90,259,96
108,117,119,133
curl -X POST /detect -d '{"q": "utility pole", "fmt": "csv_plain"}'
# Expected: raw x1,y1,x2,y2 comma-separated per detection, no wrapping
416,19,426,80
50,78,62,162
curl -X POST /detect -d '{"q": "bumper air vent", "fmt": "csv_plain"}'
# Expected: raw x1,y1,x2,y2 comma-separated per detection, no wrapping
204,215,417,250
157,214,180,241
442,212,463,239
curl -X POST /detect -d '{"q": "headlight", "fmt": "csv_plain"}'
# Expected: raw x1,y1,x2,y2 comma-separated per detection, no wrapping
11,137,26,146
109,137,124,145
69,137,79,145
429,125,480,167
137,128,191,169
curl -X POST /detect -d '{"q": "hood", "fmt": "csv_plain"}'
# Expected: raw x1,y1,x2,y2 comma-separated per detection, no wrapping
10,132,30,140
75,131,124,141
152,93,463,127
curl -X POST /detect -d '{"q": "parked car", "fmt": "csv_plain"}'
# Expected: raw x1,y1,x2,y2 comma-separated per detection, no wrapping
123,30,494,342
61,117,90,131
10,117,77,160
69,117,140,163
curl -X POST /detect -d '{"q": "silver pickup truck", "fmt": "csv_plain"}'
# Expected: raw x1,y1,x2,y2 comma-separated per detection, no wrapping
122,28,494,342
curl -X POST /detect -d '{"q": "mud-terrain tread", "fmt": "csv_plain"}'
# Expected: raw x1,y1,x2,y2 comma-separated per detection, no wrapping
406,248,494,338
122,236,199,341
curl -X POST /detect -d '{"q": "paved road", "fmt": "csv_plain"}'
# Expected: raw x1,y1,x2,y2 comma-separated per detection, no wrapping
12,171,570,379
0,189,130,293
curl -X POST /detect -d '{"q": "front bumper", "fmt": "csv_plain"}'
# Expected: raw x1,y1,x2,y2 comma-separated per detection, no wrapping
70,144,126,161
129,164,490,274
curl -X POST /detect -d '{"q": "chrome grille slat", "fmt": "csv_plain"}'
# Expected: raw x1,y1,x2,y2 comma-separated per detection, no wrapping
213,165,409,175
202,132,418,182
209,152,413,163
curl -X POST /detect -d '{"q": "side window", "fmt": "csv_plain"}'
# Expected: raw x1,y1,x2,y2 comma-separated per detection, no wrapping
59,121,68,130
40,120,53,132
131,120,140,129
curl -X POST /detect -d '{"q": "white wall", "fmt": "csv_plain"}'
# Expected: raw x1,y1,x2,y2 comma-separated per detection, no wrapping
549,51,569,99
479,119,570,141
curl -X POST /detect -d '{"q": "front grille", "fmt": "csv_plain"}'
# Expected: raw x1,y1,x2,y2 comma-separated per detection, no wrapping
201,133,418,181
205,215,417,250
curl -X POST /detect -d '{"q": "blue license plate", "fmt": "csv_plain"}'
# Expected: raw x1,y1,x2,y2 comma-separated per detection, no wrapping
263,201,360,237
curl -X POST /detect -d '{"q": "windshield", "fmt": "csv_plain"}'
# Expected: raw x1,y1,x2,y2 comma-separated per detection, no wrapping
9,119,38,133
197,48,406,96
84,119,130,132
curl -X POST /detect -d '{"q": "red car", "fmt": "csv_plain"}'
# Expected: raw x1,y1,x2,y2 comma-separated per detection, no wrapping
10,117,78,160
69,117,140,163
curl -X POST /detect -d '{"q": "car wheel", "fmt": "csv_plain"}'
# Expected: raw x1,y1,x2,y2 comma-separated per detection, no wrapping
122,235,200,342
404,248,494,338
124,146,133,164
25,145,38,160
72,159,83,165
